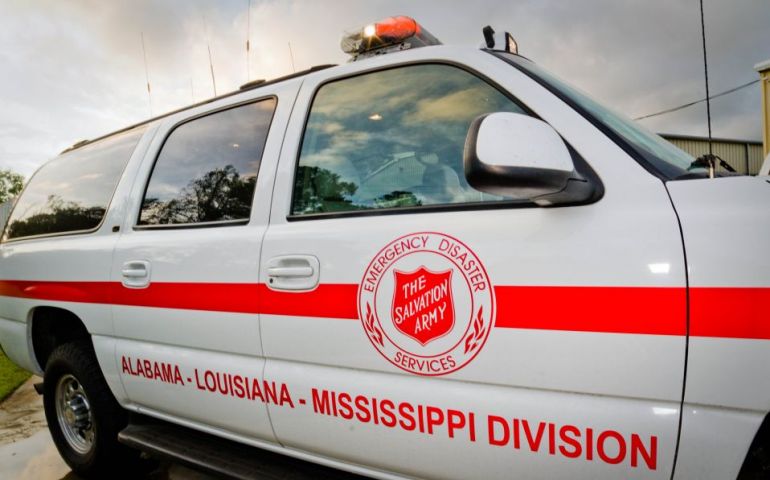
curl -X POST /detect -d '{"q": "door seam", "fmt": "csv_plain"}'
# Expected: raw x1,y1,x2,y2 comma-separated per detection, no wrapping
259,77,308,449
664,182,691,480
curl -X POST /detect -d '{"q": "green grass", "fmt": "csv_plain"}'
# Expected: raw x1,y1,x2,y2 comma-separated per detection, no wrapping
0,350,31,402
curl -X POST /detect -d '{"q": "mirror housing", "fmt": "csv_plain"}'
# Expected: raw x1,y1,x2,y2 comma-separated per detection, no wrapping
464,112,595,206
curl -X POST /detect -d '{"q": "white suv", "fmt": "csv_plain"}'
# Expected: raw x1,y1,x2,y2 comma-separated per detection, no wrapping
0,17,768,480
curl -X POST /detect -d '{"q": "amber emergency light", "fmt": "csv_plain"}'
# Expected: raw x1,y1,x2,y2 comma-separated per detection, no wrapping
341,16,441,61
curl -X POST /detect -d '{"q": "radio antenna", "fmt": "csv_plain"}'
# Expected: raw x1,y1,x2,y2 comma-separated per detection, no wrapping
140,32,153,116
201,12,217,96
698,0,714,177
207,44,217,96
288,41,296,73
246,0,252,81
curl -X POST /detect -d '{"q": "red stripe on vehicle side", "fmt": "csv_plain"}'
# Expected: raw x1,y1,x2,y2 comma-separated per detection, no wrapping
0,281,359,319
111,282,258,313
492,286,687,336
0,280,766,339
690,287,770,339
256,284,359,319
0,280,113,304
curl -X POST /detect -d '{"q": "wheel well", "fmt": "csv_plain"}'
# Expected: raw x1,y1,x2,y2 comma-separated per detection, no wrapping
739,412,770,479
30,307,90,370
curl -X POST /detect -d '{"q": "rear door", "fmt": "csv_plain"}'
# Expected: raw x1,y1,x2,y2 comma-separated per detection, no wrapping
260,48,686,479
110,81,299,443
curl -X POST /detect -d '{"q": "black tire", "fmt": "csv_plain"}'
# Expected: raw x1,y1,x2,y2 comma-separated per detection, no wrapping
43,339,153,479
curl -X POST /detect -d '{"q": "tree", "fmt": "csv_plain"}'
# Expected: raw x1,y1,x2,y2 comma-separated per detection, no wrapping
0,169,25,204
292,166,359,213
5,195,105,239
140,165,257,225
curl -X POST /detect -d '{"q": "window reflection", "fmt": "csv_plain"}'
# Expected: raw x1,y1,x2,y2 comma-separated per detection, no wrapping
292,64,526,215
139,99,276,225
4,127,145,240
141,166,257,224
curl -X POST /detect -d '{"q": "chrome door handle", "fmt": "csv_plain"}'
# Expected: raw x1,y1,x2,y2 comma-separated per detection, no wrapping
121,267,147,278
266,266,314,278
121,260,151,288
265,255,319,291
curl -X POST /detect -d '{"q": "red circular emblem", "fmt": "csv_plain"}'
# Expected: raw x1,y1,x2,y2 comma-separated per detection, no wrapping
358,232,495,376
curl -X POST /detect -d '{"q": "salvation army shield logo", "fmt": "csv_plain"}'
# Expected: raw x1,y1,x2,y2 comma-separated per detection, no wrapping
392,268,455,345
358,232,495,376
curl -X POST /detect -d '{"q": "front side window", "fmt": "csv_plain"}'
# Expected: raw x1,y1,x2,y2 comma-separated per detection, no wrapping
291,64,527,216
139,98,276,226
2,127,145,241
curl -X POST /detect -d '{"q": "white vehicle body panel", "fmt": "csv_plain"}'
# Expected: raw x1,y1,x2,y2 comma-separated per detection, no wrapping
107,79,302,443
260,47,685,479
667,176,770,479
0,44,765,480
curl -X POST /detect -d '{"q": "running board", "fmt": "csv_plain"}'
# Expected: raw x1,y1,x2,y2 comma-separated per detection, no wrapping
118,414,361,480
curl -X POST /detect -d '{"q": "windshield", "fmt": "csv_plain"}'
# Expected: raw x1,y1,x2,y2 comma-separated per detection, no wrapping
494,52,698,180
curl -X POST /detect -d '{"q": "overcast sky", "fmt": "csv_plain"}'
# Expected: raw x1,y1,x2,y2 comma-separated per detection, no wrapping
0,0,767,177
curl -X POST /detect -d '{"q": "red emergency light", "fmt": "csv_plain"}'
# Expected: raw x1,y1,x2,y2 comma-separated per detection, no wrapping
341,16,441,60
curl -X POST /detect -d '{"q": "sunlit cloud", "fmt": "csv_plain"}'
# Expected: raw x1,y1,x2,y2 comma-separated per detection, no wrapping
0,0,767,178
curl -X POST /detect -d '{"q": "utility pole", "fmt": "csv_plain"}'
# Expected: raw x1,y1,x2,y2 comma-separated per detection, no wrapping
756,59,770,158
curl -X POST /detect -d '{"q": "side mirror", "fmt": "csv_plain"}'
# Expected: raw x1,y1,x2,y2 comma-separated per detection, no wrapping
464,112,595,206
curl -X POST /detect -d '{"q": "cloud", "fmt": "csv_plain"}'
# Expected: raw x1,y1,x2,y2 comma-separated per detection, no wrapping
410,87,506,123
0,0,767,177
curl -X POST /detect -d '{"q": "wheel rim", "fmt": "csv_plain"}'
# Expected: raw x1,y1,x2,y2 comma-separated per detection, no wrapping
55,374,94,455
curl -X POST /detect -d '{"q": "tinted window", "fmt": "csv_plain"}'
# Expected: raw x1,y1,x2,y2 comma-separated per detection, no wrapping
3,127,145,241
139,99,276,226
291,64,527,216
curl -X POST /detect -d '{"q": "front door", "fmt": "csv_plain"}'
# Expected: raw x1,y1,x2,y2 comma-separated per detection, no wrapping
260,51,687,479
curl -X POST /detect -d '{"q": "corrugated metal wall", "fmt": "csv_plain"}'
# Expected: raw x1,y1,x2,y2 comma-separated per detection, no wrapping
661,134,765,175
748,143,765,174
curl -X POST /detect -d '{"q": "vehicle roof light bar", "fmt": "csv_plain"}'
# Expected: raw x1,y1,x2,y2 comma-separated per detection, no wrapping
341,16,441,61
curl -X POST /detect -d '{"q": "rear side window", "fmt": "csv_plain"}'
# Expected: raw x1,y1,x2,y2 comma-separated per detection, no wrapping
138,98,276,227
2,127,145,241
291,64,527,216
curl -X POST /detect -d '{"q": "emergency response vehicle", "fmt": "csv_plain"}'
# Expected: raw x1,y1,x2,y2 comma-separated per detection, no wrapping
0,16,768,480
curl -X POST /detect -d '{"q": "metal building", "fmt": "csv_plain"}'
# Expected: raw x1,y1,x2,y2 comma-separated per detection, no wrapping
660,134,764,175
